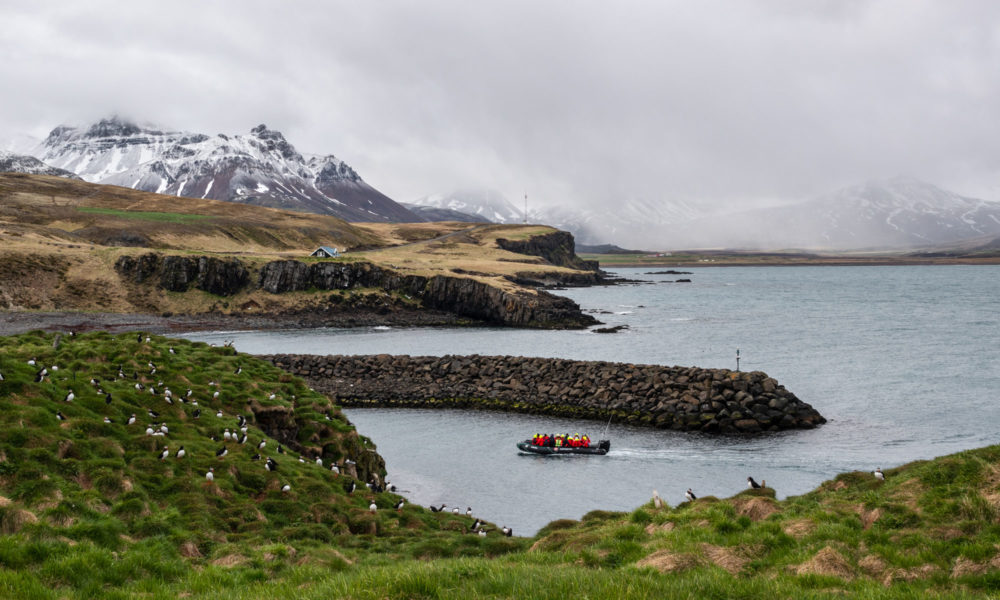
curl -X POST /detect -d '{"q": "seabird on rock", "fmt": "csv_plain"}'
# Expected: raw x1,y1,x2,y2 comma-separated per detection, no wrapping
205,467,214,482
874,468,885,481
56,411,66,421
216,447,228,458
281,484,291,493
369,501,377,513
747,477,762,489
395,499,405,511
64,390,75,402
159,447,169,460
175,446,185,459
685,488,697,502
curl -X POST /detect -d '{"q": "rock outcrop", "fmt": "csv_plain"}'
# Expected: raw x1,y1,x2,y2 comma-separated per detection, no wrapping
496,231,600,272
266,354,826,434
114,253,597,329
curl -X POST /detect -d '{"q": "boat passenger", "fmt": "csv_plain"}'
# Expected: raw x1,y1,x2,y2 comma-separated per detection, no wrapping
555,436,563,447
582,435,590,447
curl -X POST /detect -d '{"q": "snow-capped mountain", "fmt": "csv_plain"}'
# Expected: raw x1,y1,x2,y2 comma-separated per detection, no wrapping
0,151,79,179
399,203,491,223
534,196,712,245
655,176,1000,250
29,117,421,223
410,190,526,224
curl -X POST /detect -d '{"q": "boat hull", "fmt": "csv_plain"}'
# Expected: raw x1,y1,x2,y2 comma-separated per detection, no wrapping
516,440,610,455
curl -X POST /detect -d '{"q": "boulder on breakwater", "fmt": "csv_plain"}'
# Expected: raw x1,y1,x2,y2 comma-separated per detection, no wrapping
265,354,826,433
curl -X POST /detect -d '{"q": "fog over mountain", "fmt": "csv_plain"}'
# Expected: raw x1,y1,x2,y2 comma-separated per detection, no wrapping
3,2,1000,248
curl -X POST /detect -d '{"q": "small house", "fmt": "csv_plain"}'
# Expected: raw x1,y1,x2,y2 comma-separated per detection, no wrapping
310,246,340,258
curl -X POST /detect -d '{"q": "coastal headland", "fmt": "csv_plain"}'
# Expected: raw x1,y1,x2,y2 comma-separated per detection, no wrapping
266,353,826,433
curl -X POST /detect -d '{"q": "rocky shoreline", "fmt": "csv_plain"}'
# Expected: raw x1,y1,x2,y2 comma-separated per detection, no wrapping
266,354,827,434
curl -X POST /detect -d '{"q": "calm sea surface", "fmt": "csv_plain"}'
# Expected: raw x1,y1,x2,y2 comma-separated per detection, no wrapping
184,266,1000,535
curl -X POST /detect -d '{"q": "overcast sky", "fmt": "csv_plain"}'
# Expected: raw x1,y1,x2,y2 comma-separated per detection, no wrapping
3,0,1000,210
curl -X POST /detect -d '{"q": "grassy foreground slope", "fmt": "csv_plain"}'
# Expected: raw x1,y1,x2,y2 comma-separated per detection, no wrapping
1,332,999,598
0,332,522,598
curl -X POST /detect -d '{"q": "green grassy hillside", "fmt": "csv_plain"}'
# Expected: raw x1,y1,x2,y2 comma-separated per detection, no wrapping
0,332,521,598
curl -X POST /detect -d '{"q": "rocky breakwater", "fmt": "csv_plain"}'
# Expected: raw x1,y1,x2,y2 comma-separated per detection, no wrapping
114,253,597,329
265,354,826,433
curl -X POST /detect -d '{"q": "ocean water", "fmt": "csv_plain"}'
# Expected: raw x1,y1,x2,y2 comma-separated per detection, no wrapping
184,266,1000,534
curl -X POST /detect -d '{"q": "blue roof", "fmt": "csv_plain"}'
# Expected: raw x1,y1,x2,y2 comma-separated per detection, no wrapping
312,246,339,256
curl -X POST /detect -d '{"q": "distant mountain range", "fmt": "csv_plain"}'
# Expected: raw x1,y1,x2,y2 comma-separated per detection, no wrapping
6,117,1000,250
407,179,1000,251
18,117,421,223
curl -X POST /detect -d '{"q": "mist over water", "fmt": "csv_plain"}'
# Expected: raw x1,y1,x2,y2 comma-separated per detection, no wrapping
185,266,1000,534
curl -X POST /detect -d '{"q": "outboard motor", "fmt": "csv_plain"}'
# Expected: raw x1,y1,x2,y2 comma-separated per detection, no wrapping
598,440,611,452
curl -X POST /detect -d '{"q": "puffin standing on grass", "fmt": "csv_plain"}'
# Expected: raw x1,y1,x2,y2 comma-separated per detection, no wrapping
205,468,214,482
395,499,405,512
159,447,170,460
874,468,885,481
685,488,697,502
747,477,762,489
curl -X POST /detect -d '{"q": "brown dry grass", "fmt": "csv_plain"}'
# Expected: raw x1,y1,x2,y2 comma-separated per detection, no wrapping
644,522,675,535
636,549,700,573
733,496,780,521
783,518,814,538
701,543,750,575
794,546,854,580
855,504,883,530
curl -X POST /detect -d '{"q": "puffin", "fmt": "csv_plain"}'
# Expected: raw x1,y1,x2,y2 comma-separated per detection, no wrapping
216,409,223,418
56,411,66,421
159,447,170,460
223,429,232,441
395,499,405,511
175,446,186,459
237,433,247,444
205,468,214,482
315,457,323,467
429,504,446,513
64,390,75,402
874,468,885,481
160,424,168,434
685,488,697,502
105,393,113,405
265,457,276,472
251,454,261,461
103,416,112,424
145,425,155,436
213,391,220,399
478,529,487,537
652,490,663,509
472,519,482,531
345,481,356,494
216,447,228,459
330,464,340,475
234,366,242,375
27,358,36,366
747,477,762,489
281,484,291,493
147,409,159,418
258,440,266,450
169,347,175,354
369,501,378,513
466,507,473,517
192,408,201,419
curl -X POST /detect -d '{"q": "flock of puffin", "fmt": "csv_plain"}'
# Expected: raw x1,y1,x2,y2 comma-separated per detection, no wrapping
13,333,505,534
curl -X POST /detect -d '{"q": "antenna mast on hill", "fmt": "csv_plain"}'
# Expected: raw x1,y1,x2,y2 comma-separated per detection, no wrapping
524,192,528,224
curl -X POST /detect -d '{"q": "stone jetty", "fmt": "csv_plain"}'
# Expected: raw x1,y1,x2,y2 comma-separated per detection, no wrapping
265,354,826,433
